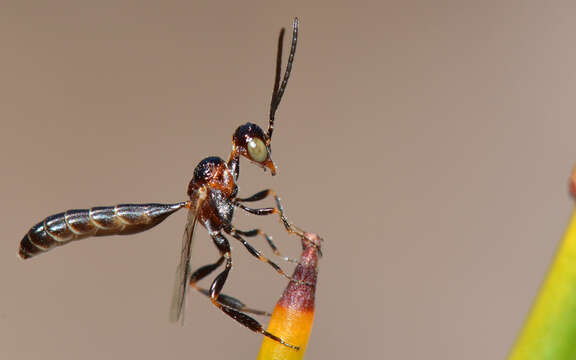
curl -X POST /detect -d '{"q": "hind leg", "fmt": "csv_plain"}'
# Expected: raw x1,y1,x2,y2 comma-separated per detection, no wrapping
188,255,270,316
207,231,299,350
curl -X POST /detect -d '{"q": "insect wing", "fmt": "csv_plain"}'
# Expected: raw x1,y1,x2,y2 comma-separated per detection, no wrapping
169,208,199,324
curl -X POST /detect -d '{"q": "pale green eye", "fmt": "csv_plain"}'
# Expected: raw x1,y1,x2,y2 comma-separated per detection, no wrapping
247,138,268,162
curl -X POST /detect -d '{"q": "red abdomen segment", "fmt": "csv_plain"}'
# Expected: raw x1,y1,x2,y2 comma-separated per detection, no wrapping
19,202,187,259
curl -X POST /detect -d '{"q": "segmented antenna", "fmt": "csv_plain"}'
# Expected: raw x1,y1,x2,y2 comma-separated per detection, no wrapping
267,18,299,144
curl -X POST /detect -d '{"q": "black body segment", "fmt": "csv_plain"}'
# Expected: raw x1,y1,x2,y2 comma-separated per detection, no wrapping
19,202,187,259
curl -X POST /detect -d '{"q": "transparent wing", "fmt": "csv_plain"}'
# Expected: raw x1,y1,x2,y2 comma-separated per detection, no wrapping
169,207,200,324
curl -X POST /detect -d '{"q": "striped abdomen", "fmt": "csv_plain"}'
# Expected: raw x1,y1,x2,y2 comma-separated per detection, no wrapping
19,202,187,259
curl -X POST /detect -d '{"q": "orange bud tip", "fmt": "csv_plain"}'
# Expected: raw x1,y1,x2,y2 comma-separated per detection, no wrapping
257,232,322,359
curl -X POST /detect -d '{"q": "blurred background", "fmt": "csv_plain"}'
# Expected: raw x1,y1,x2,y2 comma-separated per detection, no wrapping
2,1,576,359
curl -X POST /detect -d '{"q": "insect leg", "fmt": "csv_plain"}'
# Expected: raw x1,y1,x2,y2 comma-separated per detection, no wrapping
235,190,305,237
189,256,270,316
228,229,310,286
235,228,297,263
234,203,275,215
195,288,271,316
236,190,322,255
236,189,273,202
189,256,224,287
208,231,299,350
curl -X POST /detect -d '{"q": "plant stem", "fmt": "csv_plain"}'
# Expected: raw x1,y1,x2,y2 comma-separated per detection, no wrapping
509,171,576,359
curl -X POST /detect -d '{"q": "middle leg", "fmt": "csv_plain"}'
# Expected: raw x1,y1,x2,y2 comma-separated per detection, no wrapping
236,189,322,256
235,228,297,263
227,228,309,286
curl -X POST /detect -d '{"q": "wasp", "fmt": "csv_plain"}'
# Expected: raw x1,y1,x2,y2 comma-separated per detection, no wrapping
19,18,307,350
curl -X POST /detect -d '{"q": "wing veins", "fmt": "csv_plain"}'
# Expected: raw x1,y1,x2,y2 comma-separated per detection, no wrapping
169,203,201,324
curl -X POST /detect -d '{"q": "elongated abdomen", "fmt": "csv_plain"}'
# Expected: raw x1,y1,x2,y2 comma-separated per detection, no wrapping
19,202,187,259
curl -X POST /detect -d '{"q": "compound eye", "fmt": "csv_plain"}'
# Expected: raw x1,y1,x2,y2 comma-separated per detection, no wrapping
247,138,268,162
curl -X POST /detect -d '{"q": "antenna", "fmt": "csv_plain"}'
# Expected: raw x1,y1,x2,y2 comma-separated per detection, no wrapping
267,18,299,144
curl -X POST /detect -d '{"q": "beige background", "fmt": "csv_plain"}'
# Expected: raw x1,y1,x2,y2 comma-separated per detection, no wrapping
2,1,576,359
